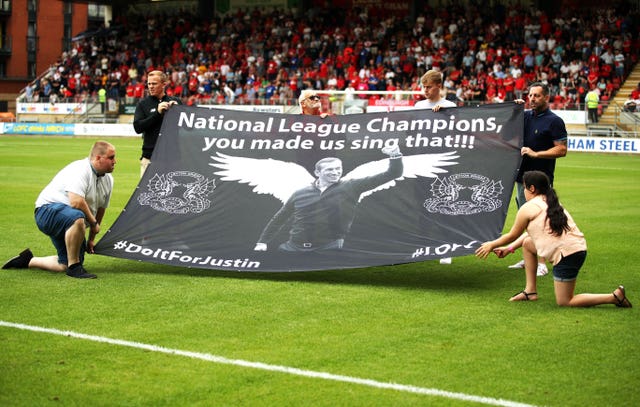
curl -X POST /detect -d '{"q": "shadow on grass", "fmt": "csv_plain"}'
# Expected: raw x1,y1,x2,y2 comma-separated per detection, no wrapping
92,255,520,293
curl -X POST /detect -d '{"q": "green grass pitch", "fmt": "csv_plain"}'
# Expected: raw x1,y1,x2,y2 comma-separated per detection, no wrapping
1,136,638,406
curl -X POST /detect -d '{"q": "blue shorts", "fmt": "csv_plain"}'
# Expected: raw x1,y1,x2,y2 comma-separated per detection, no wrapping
552,251,587,282
35,203,86,266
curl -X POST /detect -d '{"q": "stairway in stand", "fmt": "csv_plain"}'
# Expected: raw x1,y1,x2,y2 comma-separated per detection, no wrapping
597,63,640,132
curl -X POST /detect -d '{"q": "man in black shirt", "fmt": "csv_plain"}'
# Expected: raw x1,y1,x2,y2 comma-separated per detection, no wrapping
133,70,182,177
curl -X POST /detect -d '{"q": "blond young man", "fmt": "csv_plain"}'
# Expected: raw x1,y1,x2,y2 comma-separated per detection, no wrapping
414,70,456,264
415,70,457,111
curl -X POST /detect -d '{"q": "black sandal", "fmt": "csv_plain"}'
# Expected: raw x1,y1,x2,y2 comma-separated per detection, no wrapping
511,290,537,301
612,285,632,308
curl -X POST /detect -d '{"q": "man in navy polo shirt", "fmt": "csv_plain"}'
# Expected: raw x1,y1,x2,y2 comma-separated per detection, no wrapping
510,82,568,274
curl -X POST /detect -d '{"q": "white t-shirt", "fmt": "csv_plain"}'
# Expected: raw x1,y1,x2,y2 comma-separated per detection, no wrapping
36,158,113,216
414,98,457,109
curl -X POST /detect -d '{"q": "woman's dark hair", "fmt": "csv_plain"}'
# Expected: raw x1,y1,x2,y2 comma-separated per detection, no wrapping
522,171,570,236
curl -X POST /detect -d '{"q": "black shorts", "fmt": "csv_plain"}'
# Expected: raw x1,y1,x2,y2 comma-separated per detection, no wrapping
552,251,587,282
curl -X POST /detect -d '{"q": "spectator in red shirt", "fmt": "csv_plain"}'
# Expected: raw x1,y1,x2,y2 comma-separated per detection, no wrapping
631,82,640,100
485,84,497,103
503,74,515,101
125,82,135,103
495,86,507,103
133,82,145,99
552,93,565,110
587,70,599,88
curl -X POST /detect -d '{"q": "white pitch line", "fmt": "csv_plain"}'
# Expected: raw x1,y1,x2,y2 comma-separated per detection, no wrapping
1,320,536,407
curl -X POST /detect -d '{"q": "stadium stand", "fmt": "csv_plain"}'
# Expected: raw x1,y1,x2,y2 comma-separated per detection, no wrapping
14,2,640,134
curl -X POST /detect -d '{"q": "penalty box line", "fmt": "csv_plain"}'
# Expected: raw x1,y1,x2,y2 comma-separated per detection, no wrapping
1,320,535,407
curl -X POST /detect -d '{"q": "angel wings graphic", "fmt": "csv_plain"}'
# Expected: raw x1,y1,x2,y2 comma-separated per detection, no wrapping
209,150,460,203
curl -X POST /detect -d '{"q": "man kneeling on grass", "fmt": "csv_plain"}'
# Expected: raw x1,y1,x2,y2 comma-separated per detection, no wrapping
2,141,116,279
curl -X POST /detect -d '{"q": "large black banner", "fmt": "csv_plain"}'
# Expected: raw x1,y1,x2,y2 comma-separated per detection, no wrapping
95,104,523,271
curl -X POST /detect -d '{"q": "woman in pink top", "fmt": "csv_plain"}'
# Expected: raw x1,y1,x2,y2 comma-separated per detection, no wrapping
476,171,632,308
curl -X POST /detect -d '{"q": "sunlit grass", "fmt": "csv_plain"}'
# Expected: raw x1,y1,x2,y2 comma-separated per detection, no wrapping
1,137,638,406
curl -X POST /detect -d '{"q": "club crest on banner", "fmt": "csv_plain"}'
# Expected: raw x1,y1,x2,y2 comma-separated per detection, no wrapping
424,173,504,215
137,171,216,214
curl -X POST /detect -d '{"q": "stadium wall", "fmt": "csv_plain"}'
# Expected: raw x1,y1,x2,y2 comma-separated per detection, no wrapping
2,117,638,156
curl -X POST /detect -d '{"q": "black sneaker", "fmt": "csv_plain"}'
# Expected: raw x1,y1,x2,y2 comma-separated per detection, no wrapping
66,265,97,279
2,248,33,269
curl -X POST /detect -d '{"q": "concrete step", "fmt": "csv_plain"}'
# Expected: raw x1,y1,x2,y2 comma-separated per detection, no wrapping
566,123,587,135
598,117,617,124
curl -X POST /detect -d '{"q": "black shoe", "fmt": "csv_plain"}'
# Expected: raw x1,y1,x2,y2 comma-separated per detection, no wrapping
2,248,33,269
66,265,97,279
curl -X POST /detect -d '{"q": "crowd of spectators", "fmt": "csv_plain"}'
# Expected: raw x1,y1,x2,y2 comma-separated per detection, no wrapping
21,3,640,112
